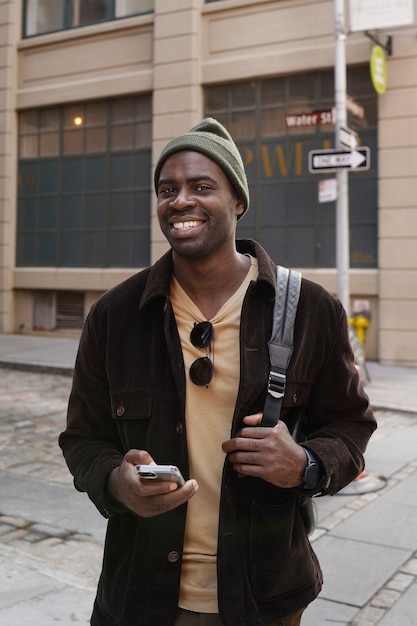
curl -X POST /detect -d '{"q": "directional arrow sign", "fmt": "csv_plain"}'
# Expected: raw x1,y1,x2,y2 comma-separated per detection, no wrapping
308,147,370,173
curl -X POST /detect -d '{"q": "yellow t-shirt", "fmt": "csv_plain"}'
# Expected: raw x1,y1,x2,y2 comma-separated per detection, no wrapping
170,256,259,613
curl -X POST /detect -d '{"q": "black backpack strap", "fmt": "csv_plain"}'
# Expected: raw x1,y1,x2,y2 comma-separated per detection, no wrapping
261,265,302,427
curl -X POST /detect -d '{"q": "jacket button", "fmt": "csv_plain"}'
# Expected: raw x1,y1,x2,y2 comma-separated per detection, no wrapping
167,551,180,563
292,393,298,404
116,405,124,416
176,422,183,434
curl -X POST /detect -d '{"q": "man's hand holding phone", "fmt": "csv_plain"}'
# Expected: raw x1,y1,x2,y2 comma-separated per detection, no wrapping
107,449,198,518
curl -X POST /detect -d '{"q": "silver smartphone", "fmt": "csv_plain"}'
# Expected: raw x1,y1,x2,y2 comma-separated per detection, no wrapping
135,464,185,487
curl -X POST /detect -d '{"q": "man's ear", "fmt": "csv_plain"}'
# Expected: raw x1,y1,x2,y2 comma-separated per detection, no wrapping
235,195,245,218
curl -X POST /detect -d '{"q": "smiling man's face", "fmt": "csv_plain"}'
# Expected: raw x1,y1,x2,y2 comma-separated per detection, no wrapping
156,151,244,260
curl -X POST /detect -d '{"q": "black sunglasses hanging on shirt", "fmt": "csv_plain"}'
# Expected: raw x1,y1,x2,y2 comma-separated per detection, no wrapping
189,321,214,387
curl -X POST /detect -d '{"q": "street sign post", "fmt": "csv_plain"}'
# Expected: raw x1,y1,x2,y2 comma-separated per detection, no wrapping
308,147,370,173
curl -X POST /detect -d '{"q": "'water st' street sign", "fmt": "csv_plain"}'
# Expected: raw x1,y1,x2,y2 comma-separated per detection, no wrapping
308,147,370,173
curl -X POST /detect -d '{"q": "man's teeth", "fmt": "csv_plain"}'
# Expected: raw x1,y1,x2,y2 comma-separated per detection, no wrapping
173,221,201,230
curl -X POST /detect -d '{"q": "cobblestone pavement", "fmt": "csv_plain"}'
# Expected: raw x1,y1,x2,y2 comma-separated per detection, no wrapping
1,368,417,624
0,369,104,624
0,369,73,486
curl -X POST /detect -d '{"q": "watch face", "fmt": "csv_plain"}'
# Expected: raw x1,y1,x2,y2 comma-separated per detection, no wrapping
304,462,320,488
303,449,321,489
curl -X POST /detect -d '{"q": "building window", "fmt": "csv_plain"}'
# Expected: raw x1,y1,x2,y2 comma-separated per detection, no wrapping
205,67,378,269
23,0,154,37
17,95,152,269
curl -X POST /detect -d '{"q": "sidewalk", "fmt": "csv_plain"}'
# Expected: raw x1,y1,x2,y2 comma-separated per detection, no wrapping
1,332,417,413
0,333,417,625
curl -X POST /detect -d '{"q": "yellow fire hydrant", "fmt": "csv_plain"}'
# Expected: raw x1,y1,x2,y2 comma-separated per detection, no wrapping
349,312,370,346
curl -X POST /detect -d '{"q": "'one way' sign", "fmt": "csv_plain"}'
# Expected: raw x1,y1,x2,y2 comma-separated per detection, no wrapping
308,147,370,173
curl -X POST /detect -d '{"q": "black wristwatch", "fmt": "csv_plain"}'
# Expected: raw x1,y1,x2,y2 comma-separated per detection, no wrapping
301,447,322,490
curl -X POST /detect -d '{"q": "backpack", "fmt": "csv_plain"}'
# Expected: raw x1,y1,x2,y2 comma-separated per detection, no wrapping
261,265,317,536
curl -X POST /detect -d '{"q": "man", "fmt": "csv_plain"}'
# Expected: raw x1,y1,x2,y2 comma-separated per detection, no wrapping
59,118,376,626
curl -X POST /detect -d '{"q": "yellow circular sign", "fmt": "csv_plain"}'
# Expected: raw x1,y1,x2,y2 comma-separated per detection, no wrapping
370,45,388,95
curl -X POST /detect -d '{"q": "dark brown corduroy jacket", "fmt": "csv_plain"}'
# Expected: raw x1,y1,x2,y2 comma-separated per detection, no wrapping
59,239,376,626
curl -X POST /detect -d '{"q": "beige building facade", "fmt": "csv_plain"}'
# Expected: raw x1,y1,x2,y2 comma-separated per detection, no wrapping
0,0,416,365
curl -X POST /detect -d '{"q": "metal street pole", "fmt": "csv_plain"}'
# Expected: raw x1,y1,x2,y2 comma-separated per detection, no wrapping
334,0,350,313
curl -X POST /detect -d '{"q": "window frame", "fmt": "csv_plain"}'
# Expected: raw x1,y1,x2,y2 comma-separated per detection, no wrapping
22,0,154,38
17,95,152,269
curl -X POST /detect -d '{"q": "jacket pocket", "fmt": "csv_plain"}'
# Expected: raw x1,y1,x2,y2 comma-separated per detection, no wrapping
95,515,139,622
110,390,152,420
96,572,127,623
250,499,314,601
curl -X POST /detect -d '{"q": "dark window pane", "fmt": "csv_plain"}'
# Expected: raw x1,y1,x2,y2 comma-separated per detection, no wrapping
287,183,316,225
83,231,106,266
133,151,152,187
39,161,59,194
18,198,38,230
108,231,132,266
18,163,38,196
287,227,315,266
350,179,378,223
16,234,37,265
109,193,132,227
61,196,84,228
85,194,106,227
351,226,378,268
132,190,151,227
320,198,336,225
62,159,83,193
39,197,59,228
110,154,132,189
320,225,336,267
85,156,107,191
61,232,83,266
38,232,57,265
259,185,287,226
259,227,287,262
132,229,150,266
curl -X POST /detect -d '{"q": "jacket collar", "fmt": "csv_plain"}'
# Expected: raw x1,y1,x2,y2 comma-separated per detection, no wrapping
139,239,277,310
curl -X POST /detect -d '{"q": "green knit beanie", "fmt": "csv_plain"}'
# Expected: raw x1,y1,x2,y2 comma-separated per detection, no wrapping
154,117,249,219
